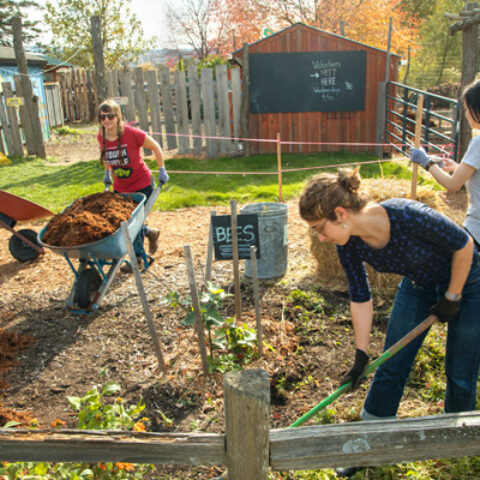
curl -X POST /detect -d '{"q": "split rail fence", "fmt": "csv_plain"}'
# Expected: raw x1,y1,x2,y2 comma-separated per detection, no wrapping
1,369,480,479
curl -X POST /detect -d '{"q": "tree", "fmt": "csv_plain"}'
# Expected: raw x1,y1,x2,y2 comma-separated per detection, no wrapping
406,0,463,88
0,0,42,46
165,0,217,60
43,0,155,69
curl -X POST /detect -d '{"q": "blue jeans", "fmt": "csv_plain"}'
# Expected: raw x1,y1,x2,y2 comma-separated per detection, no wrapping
115,178,154,257
364,262,480,417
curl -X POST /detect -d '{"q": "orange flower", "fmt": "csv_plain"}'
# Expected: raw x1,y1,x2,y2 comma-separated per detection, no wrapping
50,419,66,428
133,421,146,432
115,462,135,471
98,463,106,470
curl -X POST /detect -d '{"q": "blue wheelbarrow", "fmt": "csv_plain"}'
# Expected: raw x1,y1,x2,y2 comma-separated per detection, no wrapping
38,189,159,314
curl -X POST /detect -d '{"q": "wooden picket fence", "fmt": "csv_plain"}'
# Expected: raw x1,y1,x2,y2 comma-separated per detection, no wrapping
57,65,243,158
1,369,480,479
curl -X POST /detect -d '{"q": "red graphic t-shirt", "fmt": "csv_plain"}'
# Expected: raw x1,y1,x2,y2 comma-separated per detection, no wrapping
97,125,151,192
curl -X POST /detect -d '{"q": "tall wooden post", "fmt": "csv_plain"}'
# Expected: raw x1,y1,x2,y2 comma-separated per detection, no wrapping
12,17,45,158
410,94,424,199
224,369,270,480
277,132,283,202
90,15,107,104
230,201,242,322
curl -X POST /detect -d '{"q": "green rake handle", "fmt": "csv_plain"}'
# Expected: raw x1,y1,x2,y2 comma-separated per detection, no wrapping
289,314,437,428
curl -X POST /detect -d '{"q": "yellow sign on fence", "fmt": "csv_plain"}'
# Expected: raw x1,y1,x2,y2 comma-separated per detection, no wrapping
6,97,24,107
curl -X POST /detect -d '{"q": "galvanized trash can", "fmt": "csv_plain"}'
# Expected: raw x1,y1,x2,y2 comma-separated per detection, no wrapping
240,202,288,279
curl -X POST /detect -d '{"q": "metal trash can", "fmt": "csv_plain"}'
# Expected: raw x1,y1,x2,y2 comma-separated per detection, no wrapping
240,202,288,279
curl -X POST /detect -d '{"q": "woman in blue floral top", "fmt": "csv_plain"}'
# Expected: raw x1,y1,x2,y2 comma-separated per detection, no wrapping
299,168,480,476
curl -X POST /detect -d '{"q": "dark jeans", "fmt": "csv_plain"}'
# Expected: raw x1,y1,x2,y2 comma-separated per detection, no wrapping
364,262,480,417
115,177,154,257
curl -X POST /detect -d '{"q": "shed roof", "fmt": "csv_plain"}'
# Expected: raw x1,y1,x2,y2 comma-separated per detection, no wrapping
232,22,401,58
0,46,48,65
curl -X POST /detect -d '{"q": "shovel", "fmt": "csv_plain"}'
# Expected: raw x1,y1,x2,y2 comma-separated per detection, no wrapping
289,314,437,428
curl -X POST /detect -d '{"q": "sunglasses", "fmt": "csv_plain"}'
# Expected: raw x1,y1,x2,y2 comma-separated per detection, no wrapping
99,113,116,120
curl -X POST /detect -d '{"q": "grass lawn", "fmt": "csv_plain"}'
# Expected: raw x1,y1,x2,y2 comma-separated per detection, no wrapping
0,151,428,213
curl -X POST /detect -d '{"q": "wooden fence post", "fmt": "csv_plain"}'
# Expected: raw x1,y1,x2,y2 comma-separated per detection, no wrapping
13,75,35,155
118,70,136,122
202,67,217,158
120,222,166,372
187,64,202,156
410,94,424,199
145,69,163,147
158,65,177,150
2,82,23,156
216,64,232,154
184,244,209,376
230,200,241,322
174,70,190,154
231,68,241,154
277,132,283,202
224,369,270,480
134,67,151,155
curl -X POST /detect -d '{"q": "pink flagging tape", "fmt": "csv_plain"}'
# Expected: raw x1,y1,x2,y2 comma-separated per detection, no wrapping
160,157,405,176
151,129,454,150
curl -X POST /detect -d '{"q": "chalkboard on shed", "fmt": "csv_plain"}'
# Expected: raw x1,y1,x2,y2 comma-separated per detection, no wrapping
249,51,366,114
212,214,260,261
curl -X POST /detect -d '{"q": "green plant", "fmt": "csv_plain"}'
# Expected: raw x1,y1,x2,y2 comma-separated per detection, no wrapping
54,125,82,136
0,382,153,479
163,283,257,372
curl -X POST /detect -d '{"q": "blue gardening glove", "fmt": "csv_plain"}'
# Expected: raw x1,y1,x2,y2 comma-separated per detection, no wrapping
410,147,430,169
339,348,369,391
158,166,169,186
103,169,112,190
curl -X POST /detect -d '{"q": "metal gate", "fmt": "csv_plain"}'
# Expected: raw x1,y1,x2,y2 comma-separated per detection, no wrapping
385,81,460,161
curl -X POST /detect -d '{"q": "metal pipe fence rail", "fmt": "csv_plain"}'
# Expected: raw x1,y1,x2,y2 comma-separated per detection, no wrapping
1,370,480,479
385,81,460,161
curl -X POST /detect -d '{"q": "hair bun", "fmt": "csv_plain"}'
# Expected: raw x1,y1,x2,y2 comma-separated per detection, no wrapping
338,168,361,193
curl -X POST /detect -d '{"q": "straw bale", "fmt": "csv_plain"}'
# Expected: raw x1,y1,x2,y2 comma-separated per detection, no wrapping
309,178,468,295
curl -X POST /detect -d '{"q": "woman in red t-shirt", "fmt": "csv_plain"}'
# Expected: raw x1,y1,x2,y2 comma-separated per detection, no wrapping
97,99,168,261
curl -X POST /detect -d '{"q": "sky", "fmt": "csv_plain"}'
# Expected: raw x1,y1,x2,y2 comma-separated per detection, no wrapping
28,0,171,49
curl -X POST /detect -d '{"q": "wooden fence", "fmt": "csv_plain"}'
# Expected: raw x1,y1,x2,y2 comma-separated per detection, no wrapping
1,369,480,479
56,65,243,158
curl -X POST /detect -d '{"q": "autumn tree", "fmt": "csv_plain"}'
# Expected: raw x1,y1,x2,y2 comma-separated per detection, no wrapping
43,0,155,69
0,0,41,46
406,0,463,88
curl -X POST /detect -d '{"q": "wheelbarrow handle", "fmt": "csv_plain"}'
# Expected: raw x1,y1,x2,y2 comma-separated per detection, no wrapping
288,314,438,428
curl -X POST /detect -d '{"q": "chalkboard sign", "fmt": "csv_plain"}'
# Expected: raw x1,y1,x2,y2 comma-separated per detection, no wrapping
212,214,260,261
249,51,366,114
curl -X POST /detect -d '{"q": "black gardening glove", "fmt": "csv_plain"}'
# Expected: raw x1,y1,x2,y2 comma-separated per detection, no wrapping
429,296,461,323
339,348,369,391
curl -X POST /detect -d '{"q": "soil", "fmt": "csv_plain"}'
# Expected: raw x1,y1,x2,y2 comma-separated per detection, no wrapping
42,192,137,246
0,128,470,478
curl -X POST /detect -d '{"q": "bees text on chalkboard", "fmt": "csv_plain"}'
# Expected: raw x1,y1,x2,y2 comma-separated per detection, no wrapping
326,112,354,120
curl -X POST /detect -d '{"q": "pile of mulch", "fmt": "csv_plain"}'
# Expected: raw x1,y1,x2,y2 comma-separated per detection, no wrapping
0,403,35,427
41,192,137,247
0,329,35,391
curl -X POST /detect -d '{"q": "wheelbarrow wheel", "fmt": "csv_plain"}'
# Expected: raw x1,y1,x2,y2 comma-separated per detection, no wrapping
74,268,102,309
8,229,40,262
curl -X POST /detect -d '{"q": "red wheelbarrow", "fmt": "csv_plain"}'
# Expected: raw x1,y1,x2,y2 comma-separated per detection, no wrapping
0,190,53,262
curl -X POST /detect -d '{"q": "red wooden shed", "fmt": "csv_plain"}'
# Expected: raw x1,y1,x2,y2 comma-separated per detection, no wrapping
232,23,400,155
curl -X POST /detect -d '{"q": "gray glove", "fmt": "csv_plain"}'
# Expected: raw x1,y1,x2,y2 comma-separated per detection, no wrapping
103,170,112,190
410,148,445,170
158,166,169,186
410,147,430,169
